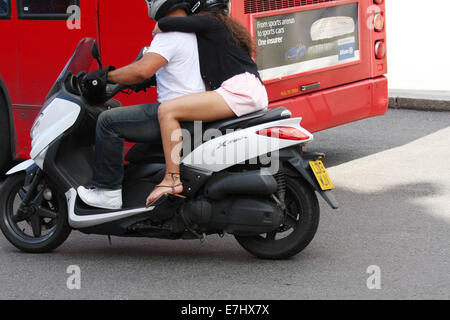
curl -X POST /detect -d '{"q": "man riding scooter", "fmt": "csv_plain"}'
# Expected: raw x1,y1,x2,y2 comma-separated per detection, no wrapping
78,0,206,210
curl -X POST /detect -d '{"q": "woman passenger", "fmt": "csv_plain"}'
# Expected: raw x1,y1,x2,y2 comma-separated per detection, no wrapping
146,0,268,206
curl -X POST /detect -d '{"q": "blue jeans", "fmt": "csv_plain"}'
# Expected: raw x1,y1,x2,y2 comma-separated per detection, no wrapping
92,102,197,190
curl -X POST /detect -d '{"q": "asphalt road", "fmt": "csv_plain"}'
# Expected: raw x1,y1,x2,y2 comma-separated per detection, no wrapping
0,108,449,300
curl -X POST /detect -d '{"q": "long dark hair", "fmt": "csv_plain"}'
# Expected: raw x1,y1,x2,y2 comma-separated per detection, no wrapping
197,11,256,57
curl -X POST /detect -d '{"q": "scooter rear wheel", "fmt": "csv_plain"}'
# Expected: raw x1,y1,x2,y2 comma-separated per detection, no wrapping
0,173,71,253
235,177,320,260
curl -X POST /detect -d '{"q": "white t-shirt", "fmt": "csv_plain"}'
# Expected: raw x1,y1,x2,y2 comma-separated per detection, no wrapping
143,32,205,103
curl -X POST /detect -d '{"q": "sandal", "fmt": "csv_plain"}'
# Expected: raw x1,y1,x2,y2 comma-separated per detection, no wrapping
146,171,185,208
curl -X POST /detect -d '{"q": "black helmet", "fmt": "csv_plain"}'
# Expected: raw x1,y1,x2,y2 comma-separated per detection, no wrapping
189,0,230,15
145,0,191,21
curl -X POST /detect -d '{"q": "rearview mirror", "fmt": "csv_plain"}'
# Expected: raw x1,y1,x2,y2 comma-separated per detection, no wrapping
92,40,103,70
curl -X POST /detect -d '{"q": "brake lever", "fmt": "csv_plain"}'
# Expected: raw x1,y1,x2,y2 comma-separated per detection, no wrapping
105,83,128,97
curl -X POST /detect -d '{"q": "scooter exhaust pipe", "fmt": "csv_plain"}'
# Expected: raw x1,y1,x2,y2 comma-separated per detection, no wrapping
204,171,278,200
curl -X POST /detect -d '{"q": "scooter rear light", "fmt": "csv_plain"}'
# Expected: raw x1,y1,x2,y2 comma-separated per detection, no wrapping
256,127,310,141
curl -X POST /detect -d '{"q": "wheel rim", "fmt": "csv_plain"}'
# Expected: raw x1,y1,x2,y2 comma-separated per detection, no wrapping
3,180,61,244
263,184,304,242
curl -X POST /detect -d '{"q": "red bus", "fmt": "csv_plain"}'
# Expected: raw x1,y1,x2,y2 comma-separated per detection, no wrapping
0,0,388,174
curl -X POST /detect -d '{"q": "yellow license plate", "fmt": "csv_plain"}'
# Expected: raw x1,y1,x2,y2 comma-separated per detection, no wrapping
309,160,335,191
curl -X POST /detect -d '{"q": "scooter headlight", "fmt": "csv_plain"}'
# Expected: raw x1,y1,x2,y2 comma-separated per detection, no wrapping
31,113,44,140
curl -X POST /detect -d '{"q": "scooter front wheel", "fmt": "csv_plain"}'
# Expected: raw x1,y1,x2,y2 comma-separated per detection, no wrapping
0,173,71,253
235,177,320,260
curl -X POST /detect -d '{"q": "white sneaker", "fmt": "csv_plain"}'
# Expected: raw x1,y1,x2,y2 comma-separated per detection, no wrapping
77,186,123,210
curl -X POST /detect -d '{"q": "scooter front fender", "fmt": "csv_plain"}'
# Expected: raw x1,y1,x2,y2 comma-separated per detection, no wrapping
6,159,36,176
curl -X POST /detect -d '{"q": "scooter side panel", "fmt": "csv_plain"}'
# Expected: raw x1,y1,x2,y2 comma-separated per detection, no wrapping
30,98,80,160
182,117,313,172
66,189,156,229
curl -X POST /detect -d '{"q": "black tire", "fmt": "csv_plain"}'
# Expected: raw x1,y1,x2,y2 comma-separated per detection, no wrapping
0,173,71,253
235,177,320,260
0,94,13,176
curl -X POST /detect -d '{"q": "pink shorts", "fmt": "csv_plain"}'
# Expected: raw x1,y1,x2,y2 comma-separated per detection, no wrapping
215,72,269,117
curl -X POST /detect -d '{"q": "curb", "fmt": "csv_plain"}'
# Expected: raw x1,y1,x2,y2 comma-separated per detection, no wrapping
389,90,450,112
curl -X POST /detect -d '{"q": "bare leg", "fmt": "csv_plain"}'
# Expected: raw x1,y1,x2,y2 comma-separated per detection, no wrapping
146,91,235,207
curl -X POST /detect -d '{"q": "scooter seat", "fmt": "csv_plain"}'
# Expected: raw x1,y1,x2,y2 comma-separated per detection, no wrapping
204,107,291,133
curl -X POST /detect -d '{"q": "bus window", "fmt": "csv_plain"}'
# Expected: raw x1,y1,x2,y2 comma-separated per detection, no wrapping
18,0,78,18
0,0,9,17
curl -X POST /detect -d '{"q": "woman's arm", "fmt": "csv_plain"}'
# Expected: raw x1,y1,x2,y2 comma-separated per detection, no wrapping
157,15,216,34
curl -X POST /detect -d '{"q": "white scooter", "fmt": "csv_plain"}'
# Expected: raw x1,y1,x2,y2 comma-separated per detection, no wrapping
0,38,337,259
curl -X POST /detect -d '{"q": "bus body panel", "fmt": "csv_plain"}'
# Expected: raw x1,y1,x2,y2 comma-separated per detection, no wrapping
0,0,18,103
3,0,99,159
0,0,18,158
15,1,98,106
97,0,158,106
1,0,19,159
270,76,388,133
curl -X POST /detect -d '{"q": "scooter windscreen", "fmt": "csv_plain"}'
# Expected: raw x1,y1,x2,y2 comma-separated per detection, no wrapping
45,38,96,101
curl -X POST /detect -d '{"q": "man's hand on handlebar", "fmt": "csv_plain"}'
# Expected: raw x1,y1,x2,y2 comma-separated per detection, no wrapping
129,75,157,93
78,50,160,104
81,66,115,105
